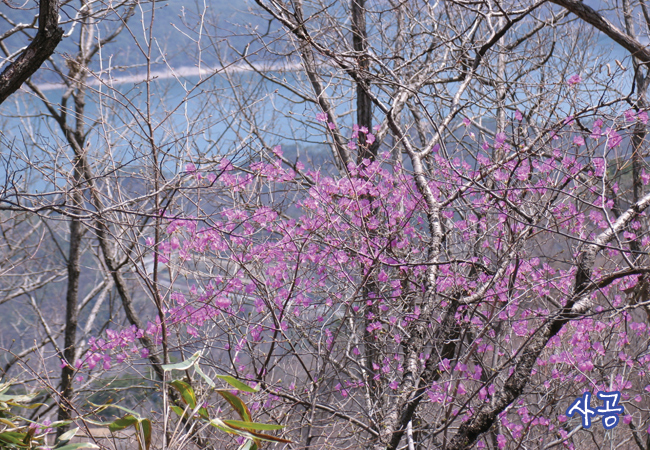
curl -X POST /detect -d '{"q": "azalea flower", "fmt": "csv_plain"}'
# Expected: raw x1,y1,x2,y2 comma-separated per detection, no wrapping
567,74,582,85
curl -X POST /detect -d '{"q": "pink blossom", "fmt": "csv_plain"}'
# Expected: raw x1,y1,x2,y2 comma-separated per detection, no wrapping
590,126,602,140
185,163,196,173
366,133,376,145
606,128,622,148
348,141,357,150
625,109,637,122
515,110,523,121
642,169,650,184
567,74,582,85
593,158,606,177
494,132,507,148
219,158,234,171
316,112,328,122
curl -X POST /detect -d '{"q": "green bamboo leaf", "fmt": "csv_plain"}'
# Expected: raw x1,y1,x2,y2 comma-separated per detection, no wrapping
0,393,38,403
208,419,291,444
48,420,74,428
170,380,197,409
162,352,201,372
0,418,17,427
52,443,99,450
198,406,209,419
209,418,242,434
217,390,251,422
22,426,35,445
81,419,109,427
170,405,187,418
135,418,152,450
108,415,138,432
215,375,258,393
0,430,29,446
244,431,292,444
193,363,216,388
55,427,79,445
222,420,284,431
5,401,44,409
87,401,140,418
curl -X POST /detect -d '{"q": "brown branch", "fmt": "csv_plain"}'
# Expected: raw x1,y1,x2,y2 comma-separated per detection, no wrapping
0,0,63,104
550,0,650,63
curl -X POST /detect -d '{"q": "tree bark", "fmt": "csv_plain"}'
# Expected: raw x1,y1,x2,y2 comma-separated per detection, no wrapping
550,0,650,63
56,184,82,435
351,0,374,160
0,0,63,104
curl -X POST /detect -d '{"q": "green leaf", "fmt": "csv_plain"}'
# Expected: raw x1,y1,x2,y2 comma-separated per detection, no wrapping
88,401,140,418
170,405,187,418
217,390,251,422
108,415,139,432
4,401,44,409
0,393,38,404
170,380,197,409
198,406,209,419
243,431,292,444
223,420,284,431
22,426,35,445
48,420,75,428
0,430,29,446
135,418,152,450
56,427,79,444
193,363,216,388
0,418,17,427
162,352,201,372
208,419,291,444
54,427,79,448
52,443,100,450
216,375,258,393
